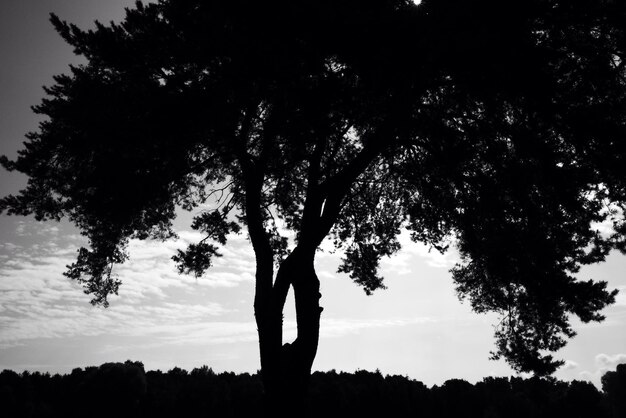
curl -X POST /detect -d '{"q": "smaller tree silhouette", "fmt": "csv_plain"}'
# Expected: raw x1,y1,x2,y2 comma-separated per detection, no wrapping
602,364,626,418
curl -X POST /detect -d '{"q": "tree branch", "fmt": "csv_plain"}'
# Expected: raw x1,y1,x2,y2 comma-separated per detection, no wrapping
314,131,395,244
299,136,328,247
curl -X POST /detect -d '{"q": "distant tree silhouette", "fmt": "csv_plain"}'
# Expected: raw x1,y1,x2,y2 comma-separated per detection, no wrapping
602,363,626,418
1,364,624,418
2,0,625,414
78,361,146,417
564,380,605,418
435,379,478,417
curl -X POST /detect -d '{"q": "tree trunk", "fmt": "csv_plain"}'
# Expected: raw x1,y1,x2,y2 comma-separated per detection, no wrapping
255,246,322,417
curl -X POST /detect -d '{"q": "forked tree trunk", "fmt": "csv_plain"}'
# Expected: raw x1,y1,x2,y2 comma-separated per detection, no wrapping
255,246,322,417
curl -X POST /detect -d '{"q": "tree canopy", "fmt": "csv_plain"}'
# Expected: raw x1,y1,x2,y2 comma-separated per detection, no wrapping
1,0,625,377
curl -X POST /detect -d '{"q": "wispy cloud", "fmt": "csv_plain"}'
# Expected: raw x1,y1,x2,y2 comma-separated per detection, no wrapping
0,294,228,349
0,220,256,349
14,220,61,237
97,316,435,354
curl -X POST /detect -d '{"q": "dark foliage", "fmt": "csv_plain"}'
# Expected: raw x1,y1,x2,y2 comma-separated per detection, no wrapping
602,363,626,418
1,362,624,418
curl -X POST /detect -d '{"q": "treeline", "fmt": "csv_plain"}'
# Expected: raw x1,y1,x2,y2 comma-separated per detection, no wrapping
1,361,624,418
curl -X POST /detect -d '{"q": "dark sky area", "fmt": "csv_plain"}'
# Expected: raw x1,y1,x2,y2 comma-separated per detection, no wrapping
0,0,142,195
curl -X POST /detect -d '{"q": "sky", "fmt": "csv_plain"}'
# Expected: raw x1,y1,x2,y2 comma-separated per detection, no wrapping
1,0,625,389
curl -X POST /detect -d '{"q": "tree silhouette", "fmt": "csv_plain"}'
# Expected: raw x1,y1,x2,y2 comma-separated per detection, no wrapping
1,365,619,418
1,0,625,413
602,364,626,418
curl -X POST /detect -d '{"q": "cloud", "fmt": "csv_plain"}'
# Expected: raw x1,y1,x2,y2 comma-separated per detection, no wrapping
402,241,459,270
0,296,229,350
1,222,255,298
315,230,460,280
578,353,626,388
0,221,257,350
14,220,61,237
95,316,436,354
596,353,626,368
591,218,616,238
0,242,21,251
563,360,579,370
381,231,459,274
